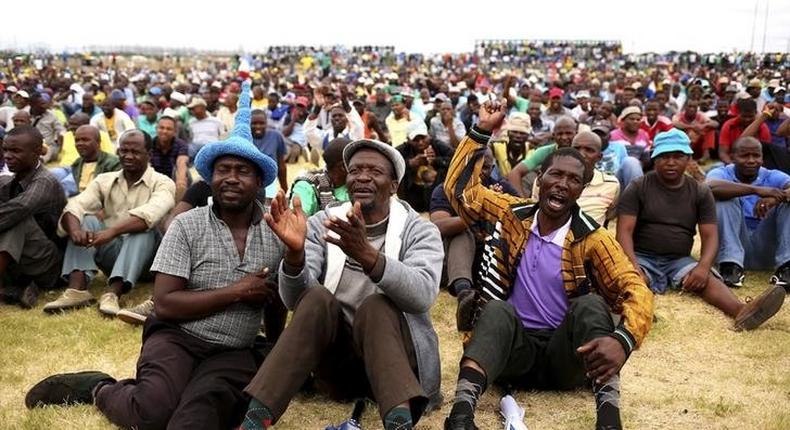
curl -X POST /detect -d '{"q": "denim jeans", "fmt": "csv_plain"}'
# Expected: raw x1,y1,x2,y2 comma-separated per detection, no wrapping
715,199,790,270
60,215,159,290
616,156,643,188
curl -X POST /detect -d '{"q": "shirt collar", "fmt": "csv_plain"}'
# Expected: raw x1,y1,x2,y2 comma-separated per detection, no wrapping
530,209,572,247
15,161,43,190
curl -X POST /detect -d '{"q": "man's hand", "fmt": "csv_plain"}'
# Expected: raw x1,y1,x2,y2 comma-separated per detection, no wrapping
323,201,380,272
88,229,116,248
264,190,307,253
69,229,90,247
477,100,507,132
234,267,277,307
754,197,779,219
425,146,436,164
755,186,786,201
409,153,428,168
681,263,709,292
577,337,627,384
489,183,504,193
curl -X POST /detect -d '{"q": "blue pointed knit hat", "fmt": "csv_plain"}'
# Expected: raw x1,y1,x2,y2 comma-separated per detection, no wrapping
194,79,278,186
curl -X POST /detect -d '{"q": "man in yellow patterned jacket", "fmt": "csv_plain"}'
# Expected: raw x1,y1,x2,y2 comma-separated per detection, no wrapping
442,100,654,430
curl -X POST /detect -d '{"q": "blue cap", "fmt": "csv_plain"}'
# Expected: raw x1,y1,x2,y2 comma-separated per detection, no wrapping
109,89,126,101
651,128,693,159
194,80,278,187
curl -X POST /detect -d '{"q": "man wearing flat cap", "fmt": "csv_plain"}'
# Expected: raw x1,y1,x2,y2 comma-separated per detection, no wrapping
240,138,444,430
26,80,285,430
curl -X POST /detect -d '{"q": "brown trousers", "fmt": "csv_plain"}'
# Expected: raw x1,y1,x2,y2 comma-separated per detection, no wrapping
245,287,426,423
96,318,262,430
442,230,476,290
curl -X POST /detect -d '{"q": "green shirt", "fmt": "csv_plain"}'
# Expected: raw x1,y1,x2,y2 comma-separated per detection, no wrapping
514,96,529,113
291,181,349,216
521,143,558,172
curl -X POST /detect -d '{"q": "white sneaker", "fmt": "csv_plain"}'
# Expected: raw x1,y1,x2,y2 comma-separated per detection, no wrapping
98,293,120,316
42,288,95,313
500,395,529,430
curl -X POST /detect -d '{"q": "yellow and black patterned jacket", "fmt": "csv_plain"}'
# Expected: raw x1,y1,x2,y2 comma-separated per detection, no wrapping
444,127,654,353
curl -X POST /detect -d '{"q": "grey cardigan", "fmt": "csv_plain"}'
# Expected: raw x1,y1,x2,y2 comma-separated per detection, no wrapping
278,198,444,410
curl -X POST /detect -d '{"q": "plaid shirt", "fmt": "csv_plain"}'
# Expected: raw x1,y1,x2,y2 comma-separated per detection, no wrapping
150,137,188,178
0,163,66,238
150,202,284,348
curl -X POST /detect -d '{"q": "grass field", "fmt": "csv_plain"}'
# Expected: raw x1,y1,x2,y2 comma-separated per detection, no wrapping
2,162,789,429
1,272,788,430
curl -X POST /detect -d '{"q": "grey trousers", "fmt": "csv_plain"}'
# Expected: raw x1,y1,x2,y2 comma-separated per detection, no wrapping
0,217,61,287
60,215,159,291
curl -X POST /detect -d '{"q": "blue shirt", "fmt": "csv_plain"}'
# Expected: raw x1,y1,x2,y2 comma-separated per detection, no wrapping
707,165,790,230
508,214,570,330
252,129,287,161
597,140,628,175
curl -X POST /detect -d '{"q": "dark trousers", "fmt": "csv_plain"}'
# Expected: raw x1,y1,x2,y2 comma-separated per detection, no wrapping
96,318,260,430
245,287,427,423
464,294,614,390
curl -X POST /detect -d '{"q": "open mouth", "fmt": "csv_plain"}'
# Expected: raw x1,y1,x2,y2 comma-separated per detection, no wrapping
352,188,375,199
546,193,567,211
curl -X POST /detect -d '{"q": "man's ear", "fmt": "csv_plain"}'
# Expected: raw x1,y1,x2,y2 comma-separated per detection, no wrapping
535,169,544,188
390,180,399,195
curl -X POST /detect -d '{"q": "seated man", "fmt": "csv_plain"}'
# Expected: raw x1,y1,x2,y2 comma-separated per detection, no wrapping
591,119,643,188
150,115,190,200
617,129,784,328
26,80,285,429
69,125,121,196
430,147,518,327
0,126,67,308
240,139,444,430
288,137,350,217
672,99,718,163
396,121,453,212
43,130,175,316
490,112,530,178
443,101,654,430
706,136,790,290
533,131,620,226
507,115,577,196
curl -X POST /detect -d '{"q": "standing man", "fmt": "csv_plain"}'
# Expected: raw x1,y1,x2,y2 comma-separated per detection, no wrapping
240,139,444,430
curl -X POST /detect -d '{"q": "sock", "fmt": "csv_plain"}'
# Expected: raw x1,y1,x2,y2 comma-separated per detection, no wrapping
241,398,274,430
449,366,487,418
452,278,473,296
593,374,622,430
383,406,412,430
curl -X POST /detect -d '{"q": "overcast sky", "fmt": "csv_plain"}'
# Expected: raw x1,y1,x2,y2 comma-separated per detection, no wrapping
3,0,789,54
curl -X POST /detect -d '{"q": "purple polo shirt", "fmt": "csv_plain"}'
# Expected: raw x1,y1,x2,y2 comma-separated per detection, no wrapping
508,213,570,330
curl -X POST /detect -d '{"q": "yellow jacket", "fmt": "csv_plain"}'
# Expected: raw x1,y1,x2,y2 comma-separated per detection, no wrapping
444,127,654,352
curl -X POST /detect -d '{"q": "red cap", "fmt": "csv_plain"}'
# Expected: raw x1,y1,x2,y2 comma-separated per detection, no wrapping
295,96,310,107
548,87,564,99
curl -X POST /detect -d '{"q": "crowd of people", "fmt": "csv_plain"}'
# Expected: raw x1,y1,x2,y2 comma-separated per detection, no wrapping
1,41,789,429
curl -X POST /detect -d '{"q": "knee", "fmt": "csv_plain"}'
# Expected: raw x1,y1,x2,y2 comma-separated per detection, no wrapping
294,286,338,316
354,294,397,329
476,300,515,327
569,293,608,315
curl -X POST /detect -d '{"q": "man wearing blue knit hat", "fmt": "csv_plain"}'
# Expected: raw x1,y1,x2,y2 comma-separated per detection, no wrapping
25,80,287,430
617,128,784,331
